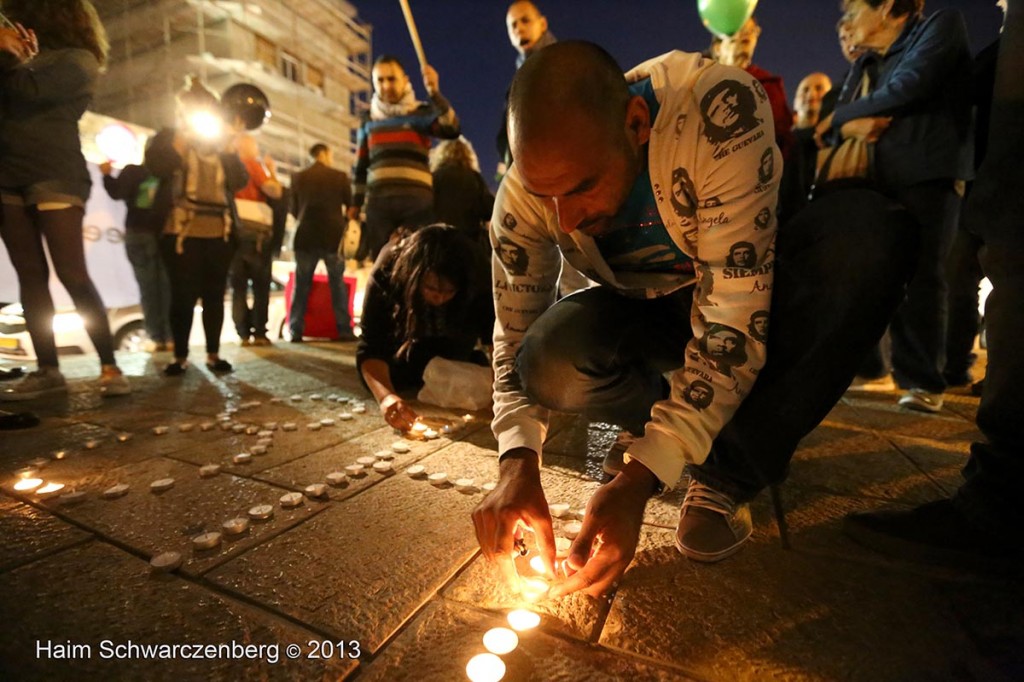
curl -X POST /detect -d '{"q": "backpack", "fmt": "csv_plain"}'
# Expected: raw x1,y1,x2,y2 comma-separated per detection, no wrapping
166,147,231,252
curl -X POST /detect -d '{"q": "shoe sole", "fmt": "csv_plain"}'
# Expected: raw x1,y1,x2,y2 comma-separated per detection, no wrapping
0,385,67,402
673,530,751,563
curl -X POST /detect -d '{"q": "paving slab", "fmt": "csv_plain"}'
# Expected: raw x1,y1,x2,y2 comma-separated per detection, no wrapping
360,600,689,681
22,456,324,577
0,541,354,681
0,495,91,572
600,527,1004,681
841,395,983,443
209,460,483,654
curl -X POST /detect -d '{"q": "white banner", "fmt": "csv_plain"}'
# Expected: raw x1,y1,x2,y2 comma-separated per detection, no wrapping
0,162,141,309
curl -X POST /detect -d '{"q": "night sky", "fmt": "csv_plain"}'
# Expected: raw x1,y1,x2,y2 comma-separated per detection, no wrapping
354,1,1003,190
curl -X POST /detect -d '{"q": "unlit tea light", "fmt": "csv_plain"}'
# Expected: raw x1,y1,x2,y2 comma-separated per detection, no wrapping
222,517,250,535
248,504,274,520
391,441,411,454
428,472,448,487
345,464,366,477
84,440,100,450
152,426,170,436
549,503,570,518
192,532,222,550
150,551,182,572
199,464,221,478
307,423,322,432
103,483,130,499
454,478,476,493
232,453,252,464
200,423,215,432
305,483,328,498
563,521,582,540
372,460,393,474
338,412,354,421
405,465,426,478
375,450,395,461
356,456,377,467
326,472,348,486
482,627,519,655
178,424,194,433
250,445,267,456
150,478,175,493
282,422,298,432
320,418,335,427
280,492,304,508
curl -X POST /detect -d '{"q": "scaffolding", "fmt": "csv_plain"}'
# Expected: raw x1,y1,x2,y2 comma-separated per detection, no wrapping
91,0,372,175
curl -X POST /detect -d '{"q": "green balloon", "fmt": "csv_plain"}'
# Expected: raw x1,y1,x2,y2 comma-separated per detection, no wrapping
698,0,759,38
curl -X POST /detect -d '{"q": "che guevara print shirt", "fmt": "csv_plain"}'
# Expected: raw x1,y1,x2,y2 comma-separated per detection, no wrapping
489,51,780,490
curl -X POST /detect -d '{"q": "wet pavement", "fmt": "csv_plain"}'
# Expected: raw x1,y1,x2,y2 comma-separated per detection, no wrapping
0,344,1020,681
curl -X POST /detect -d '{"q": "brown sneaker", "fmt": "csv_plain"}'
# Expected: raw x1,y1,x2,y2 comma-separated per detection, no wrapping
675,480,752,563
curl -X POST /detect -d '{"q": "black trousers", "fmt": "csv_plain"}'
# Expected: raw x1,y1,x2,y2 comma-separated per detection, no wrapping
161,236,234,359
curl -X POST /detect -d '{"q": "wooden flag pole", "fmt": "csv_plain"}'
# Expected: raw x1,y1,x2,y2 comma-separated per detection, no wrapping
398,0,428,70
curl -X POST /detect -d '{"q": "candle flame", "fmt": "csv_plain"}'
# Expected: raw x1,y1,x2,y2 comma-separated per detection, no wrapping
13,478,43,491
465,653,506,682
482,627,519,655
506,609,540,631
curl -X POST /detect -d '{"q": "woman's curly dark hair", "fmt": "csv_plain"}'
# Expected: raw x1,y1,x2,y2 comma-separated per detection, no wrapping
390,224,483,360
2,0,109,68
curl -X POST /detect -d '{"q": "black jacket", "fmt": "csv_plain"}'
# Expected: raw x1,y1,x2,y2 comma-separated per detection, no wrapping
431,163,494,240
102,164,161,235
289,161,351,253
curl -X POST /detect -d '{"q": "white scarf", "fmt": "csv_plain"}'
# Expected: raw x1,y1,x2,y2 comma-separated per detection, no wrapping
369,83,421,120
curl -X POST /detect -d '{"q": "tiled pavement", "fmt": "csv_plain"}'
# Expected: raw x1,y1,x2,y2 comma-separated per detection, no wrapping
0,344,1020,681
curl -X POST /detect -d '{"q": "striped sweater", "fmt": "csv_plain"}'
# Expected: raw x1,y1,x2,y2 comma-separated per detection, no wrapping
351,93,460,208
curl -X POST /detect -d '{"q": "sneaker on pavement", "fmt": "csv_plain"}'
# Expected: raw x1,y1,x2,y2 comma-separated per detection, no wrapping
675,479,752,563
99,368,131,397
601,430,637,476
843,499,1020,576
251,335,272,347
898,388,943,413
847,375,897,392
0,368,67,402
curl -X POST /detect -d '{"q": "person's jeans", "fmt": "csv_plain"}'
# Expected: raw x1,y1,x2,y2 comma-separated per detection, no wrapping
358,193,434,262
943,225,985,384
124,231,171,344
288,248,351,339
515,188,919,502
230,238,273,339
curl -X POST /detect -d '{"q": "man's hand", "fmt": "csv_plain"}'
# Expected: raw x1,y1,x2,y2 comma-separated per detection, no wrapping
380,393,419,431
99,161,113,177
813,113,834,149
421,64,440,96
472,449,557,589
840,116,892,143
548,460,656,599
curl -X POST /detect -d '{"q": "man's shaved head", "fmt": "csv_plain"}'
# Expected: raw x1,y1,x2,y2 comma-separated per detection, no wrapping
508,41,631,156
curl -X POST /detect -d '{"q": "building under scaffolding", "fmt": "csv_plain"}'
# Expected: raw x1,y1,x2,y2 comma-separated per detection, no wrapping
91,0,372,174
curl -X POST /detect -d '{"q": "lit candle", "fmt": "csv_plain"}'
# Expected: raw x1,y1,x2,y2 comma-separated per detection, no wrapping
13,477,43,492
482,627,519,655
116,433,132,443
506,609,540,632
465,653,506,682
520,576,550,601
528,556,547,575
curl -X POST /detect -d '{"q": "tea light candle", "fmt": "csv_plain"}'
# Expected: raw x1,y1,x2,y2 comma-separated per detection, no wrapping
150,551,182,572
375,450,395,461
405,465,426,478
338,412,354,421
391,441,411,454
103,483,130,499
178,424,194,433
199,464,221,478
428,472,448,487
14,477,43,492
335,396,350,403
257,430,274,439
307,422,322,431
482,482,497,492
52,449,68,459
225,407,238,415
555,537,572,554
372,460,393,474
219,422,234,431
248,504,274,520
320,418,335,427
326,471,348,486
250,445,267,456
563,520,582,540
310,393,323,401
245,426,259,435
482,627,519,655
222,517,250,535
256,438,273,448
466,653,505,682
305,483,328,499
506,609,540,632
345,464,366,477
192,532,222,550
529,556,547,575
548,503,570,518
152,426,170,436
263,422,278,431
200,422,215,432
59,490,86,505
280,492,304,508
356,456,377,467
84,439,100,450
290,394,302,402
454,478,476,493
351,404,366,414
520,576,550,601
423,429,439,440
150,478,175,493
35,482,65,497
270,397,285,404
282,423,298,432
327,394,340,402
232,424,246,434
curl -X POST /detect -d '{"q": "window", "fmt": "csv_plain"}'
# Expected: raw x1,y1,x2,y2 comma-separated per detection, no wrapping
255,34,276,70
280,51,301,83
